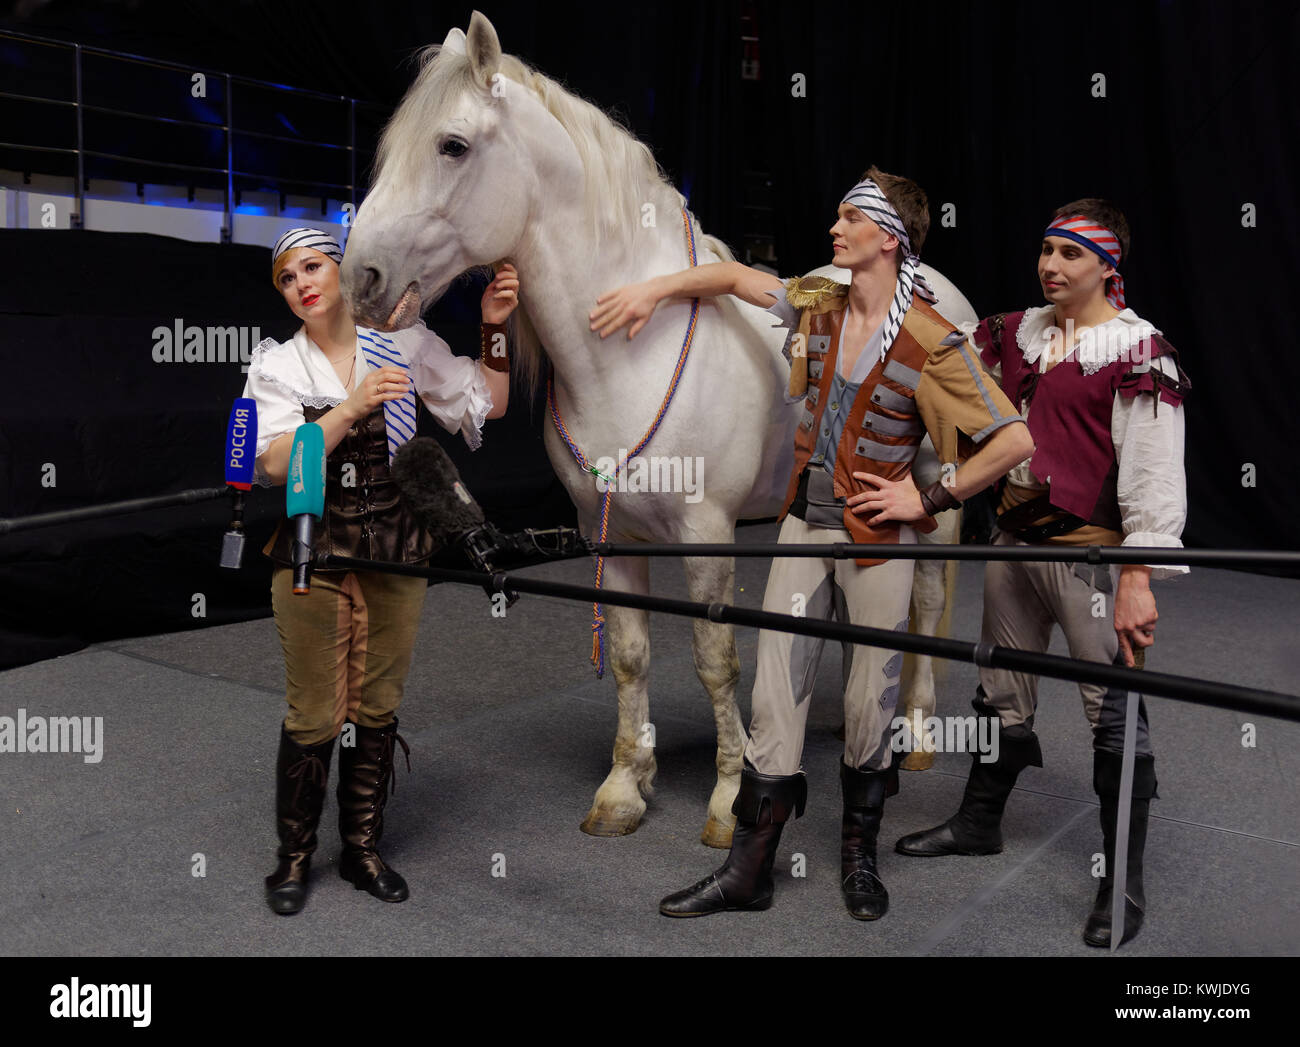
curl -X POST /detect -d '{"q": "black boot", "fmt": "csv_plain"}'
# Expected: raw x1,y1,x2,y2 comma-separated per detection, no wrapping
265,725,335,916
659,765,807,917
896,698,1042,856
337,718,411,903
1083,750,1157,948
841,763,897,920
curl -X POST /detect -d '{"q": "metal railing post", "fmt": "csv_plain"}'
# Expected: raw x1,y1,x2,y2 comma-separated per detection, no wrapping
349,97,357,222
72,43,84,228
222,72,233,243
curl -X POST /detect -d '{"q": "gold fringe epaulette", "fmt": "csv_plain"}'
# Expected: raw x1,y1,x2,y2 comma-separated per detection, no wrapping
784,275,848,312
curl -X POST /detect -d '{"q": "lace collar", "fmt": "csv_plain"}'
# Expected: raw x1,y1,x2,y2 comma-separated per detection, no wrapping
1015,304,1161,375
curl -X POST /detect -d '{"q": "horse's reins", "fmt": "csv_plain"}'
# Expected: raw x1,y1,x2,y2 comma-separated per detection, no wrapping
547,207,701,677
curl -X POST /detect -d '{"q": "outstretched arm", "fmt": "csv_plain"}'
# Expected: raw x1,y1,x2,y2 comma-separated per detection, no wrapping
590,262,783,340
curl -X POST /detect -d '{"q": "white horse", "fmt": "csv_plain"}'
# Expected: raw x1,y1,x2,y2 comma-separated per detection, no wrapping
342,11,968,844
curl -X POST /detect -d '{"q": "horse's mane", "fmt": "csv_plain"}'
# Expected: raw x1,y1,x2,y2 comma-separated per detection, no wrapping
377,44,684,256
375,43,732,397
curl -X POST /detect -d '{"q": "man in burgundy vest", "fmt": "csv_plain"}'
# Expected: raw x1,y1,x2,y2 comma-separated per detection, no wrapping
591,168,1032,921
895,199,1190,949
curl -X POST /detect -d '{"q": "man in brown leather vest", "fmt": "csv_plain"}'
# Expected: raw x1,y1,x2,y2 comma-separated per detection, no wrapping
591,168,1033,921
895,200,1189,949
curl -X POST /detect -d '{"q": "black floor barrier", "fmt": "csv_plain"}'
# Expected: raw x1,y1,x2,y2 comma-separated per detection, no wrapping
321,554,1300,725
0,487,229,535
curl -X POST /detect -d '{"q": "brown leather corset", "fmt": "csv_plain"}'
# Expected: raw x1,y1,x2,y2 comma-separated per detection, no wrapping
266,405,435,567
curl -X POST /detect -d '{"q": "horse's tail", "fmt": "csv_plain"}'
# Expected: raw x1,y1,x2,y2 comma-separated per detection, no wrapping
699,233,735,263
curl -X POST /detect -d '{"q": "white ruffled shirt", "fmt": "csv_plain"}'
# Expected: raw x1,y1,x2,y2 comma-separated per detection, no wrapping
241,320,492,482
1000,305,1188,579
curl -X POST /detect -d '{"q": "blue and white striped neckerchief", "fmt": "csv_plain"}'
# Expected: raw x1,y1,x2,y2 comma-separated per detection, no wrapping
357,328,418,464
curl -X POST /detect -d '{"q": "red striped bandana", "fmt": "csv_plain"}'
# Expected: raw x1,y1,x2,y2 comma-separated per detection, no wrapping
1044,215,1125,308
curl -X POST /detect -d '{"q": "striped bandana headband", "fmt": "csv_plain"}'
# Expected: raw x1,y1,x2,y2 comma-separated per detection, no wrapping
1043,215,1125,308
271,227,343,264
840,179,937,361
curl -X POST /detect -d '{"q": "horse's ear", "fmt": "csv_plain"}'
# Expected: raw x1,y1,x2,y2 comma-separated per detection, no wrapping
441,27,467,55
465,10,502,86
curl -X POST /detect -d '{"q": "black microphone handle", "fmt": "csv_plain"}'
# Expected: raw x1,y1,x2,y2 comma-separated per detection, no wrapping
292,514,315,594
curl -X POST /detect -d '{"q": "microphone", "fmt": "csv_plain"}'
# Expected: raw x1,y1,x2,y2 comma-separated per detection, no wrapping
390,437,488,549
391,438,592,602
219,397,258,569
286,422,326,594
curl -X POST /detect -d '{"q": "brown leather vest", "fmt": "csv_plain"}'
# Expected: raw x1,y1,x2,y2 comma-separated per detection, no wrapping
782,297,951,566
265,405,434,568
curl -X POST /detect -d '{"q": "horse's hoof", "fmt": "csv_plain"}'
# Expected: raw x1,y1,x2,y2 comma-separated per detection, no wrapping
900,750,934,771
580,811,642,837
699,815,734,850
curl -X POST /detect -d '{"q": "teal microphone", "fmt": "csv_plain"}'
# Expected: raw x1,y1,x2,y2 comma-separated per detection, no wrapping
286,423,326,594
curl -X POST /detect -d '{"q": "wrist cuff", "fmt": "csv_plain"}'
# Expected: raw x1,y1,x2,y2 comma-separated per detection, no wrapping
918,480,960,515
479,323,510,372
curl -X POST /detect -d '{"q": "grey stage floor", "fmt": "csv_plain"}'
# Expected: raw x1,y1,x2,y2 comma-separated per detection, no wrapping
2,521,1297,957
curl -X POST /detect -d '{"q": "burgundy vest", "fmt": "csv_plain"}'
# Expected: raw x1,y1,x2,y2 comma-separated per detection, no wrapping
976,311,1185,529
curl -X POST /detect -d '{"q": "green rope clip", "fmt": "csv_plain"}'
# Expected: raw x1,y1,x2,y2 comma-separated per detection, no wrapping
587,464,614,484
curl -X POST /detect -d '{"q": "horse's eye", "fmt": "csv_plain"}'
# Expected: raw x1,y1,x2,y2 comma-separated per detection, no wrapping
440,138,468,158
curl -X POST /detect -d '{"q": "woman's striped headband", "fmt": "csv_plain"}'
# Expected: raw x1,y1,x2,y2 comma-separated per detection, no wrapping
1044,215,1125,308
270,227,343,286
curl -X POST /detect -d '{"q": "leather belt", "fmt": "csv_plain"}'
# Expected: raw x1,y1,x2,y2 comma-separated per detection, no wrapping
996,492,1087,543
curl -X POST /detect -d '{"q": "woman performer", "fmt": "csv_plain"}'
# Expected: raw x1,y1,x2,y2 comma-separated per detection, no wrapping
244,228,516,915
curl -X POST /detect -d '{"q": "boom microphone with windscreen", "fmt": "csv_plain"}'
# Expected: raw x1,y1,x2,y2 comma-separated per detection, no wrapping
391,438,592,596
390,436,488,548
286,422,326,594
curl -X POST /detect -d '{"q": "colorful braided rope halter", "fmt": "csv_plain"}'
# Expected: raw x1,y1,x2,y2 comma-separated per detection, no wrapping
547,208,701,676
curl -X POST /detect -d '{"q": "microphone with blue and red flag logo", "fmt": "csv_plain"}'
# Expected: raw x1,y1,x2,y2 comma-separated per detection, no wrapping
286,422,326,594
219,398,258,569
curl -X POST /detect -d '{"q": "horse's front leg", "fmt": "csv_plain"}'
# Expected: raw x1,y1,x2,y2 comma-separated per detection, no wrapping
683,553,746,849
580,553,658,837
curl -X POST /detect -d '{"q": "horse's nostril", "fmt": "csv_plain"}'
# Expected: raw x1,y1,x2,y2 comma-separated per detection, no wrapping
362,266,382,299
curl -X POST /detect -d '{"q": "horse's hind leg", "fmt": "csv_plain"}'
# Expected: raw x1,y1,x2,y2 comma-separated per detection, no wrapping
684,554,746,849
580,554,657,837
900,510,960,770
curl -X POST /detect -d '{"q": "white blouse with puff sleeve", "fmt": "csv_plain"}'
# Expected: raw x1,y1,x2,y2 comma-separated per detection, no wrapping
241,320,493,481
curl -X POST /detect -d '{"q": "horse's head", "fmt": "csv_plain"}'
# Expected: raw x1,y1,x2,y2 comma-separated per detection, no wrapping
343,12,573,330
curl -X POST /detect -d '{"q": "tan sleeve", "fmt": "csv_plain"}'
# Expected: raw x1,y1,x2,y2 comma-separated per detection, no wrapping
915,334,1022,466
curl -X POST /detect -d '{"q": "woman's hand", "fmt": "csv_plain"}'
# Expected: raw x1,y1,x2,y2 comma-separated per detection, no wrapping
589,277,665,340
342,365,412,422
847,471,926,524
482,262,520,324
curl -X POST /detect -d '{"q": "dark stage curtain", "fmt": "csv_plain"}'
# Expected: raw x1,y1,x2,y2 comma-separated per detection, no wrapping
753,0,1300,562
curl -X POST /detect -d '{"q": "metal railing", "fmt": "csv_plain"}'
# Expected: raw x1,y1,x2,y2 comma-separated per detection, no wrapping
0,28,390,240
